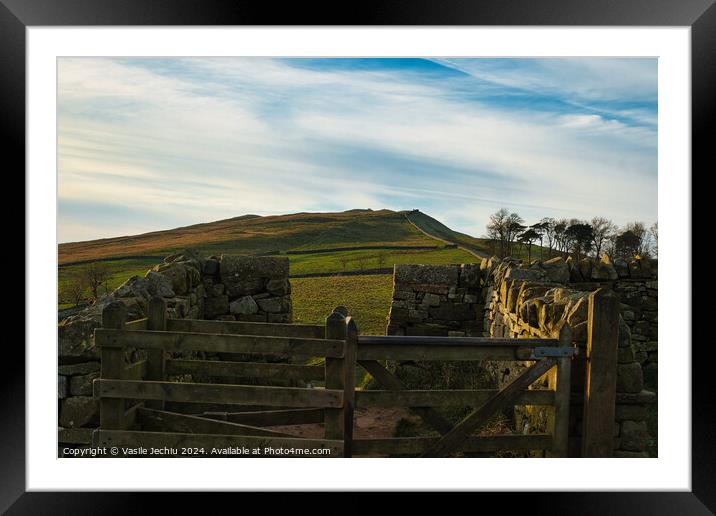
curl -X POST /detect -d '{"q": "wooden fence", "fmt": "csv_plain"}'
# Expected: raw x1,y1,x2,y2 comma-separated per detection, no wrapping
92,295,617,458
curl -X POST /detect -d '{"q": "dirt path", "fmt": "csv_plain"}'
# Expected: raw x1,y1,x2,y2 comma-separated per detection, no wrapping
403,214,487,261
271,407,421,456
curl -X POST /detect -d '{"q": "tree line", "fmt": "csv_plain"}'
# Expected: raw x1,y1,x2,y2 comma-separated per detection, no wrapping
484,208,657,262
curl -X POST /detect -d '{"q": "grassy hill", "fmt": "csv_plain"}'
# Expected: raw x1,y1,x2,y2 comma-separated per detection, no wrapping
58,209,491,330
59,209,439,265
404,210,490,257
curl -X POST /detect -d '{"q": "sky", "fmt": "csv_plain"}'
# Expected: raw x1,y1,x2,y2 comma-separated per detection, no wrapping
57,57,657,243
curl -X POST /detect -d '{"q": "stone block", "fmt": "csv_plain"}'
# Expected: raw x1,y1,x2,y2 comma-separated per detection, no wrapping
230,296,259,315
618,346,635,363
615,404,647,421
152,262,189,295
256,296,290,314
58,376,67,399
203,258,219,276
394,264,459,287
58,427,94,445
60,397,99,428
620,420,648,452
422,293,441,307
266,278,291,296
58,362,100,376
617,363,644,393
459,264,482,288
70,372,99,396
204,295,229,318
429,303,475,322
406,324,449,336
541,256,570,283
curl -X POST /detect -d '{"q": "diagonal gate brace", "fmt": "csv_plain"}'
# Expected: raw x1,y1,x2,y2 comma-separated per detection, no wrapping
421,358,556,458
358,359,453,435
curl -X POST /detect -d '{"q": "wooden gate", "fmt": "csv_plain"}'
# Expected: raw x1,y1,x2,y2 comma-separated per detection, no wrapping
92,301,581,458
92,299,356,457
351,324,574,457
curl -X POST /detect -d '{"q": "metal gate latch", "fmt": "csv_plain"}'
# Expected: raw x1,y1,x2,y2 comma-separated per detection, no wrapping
531,347,577,359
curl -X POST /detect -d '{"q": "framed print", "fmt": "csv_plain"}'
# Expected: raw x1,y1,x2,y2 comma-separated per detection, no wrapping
5,0,712,512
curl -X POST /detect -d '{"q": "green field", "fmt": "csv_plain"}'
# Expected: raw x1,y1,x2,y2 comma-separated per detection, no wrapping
291,274,393,336
57,246,478,307
288,247,477,276
59,209,439,264
58,257,163,307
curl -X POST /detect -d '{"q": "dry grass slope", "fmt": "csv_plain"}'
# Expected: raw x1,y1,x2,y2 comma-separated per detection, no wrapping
59,209,438,264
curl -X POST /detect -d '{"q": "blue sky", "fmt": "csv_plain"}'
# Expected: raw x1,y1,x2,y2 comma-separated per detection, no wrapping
57,57,657,243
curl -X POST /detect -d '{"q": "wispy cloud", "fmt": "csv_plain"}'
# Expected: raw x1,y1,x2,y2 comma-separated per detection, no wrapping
58,57,657,242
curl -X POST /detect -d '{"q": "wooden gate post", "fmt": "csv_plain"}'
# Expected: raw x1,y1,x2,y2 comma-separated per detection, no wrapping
99,302,127,431
551,323,573,457
146,297,167,409
581,288,619,457
324,308,348,449
342,317,358,457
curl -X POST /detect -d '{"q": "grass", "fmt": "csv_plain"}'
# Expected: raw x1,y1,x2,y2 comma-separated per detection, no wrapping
406,210,549,262
59,209,438,264
291,274,394,336
288,247,478,275
58,257,163,305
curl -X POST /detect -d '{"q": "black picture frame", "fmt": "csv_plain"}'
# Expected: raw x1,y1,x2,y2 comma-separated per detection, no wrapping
5,0,710,512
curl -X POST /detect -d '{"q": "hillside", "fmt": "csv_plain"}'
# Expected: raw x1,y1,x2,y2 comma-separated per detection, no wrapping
59,209,441,265
404,210,490,258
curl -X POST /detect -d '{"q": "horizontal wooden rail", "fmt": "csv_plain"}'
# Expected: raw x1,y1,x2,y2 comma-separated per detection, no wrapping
137,407,296,438
355,389,554,408
166,359,324,381
95,329,344,357
93,430,343,456
357,336,559,346
125,318,148,330
357,344,549,361
94,379,344,408
167,319,325,339
202,408,325,427
352,434,552,455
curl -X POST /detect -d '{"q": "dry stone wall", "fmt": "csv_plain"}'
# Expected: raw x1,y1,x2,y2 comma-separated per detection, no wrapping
384,254,657,457
561,255,658,387
386,264,484,337
483,256,656,457
57,249,291,455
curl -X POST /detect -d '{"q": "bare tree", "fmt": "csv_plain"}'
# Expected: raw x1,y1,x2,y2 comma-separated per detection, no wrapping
565,222,594,262
553,219,569,257
505,213,525,257
486,208,510,257
614,230,641,259
590,217,617,259
539,217,556,258
80,262,112,301
60,270,88,307
650,222,658,257
625,221,649,256
338,256,349,272
530,220,550,260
